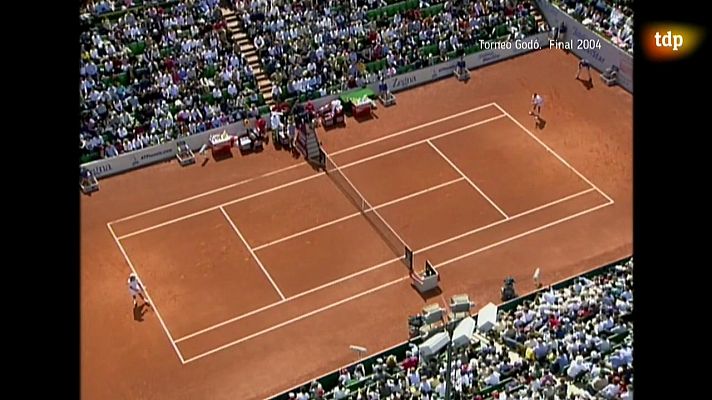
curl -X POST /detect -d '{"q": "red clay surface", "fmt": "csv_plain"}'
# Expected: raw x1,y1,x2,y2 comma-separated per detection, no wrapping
81,49,632,400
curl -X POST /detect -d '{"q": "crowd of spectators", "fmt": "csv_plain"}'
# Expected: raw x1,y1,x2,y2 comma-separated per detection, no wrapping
555,0,633,54
78,0,554,163
286,259,633,399
79,0,265,162
78,0,630,165
239,0,548,103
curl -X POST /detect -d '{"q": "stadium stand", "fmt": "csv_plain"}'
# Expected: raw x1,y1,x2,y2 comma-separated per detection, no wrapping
274,258,633,399
553,0,633,54
237,0,549,107
79,0,552,164
79,0,266,163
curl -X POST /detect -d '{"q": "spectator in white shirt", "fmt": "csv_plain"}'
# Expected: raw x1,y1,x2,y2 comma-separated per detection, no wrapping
254,34,265,50
333,384,347,399
419,376,432,394
485,369,500,386
567,356,588,380
601,382,620,399
105,144,118,157
227,83,238,97
271,84,282,102
408,368,420,387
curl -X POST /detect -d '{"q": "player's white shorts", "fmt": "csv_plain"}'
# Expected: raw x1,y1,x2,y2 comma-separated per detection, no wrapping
129,288,142,297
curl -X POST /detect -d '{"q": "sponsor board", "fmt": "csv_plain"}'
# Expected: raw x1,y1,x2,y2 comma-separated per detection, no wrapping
81,122,245,178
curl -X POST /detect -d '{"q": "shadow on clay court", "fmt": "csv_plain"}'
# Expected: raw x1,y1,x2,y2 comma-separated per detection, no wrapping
577,77,594,90
536,117,547,130
412,286,443,302
212,152,234,162
133,303,150,322
354,112,378,123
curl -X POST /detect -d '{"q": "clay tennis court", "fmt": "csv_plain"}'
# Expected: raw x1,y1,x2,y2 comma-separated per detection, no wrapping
81,49,632,400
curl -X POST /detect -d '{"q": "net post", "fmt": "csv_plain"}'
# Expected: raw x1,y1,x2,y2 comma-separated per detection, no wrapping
405,246,413,271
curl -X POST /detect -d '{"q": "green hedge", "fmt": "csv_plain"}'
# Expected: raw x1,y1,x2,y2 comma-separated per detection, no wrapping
128,41,146,56
367,0,420,21
421,4,444,18
418,43,439,57
80,151,101,164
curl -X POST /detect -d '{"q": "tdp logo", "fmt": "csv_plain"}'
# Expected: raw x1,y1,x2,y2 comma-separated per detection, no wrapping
644,24,705,61
654,31,683,51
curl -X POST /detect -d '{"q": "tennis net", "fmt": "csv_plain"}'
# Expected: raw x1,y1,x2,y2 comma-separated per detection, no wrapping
323,151,410,266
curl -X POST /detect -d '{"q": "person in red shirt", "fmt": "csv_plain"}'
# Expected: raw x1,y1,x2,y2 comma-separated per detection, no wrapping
549,314,561,330
401,351,418,370
305,101,316,118
255,116,267,137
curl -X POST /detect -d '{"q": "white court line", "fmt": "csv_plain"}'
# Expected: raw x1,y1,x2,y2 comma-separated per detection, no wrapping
493,102,615,204
416,188,596,254
219,207,285,300
111,162,307,224
252,177,465,251
330,103,496,155
106,222,185,363
175,256,402,343
177,177,464,343
426,140,509,219
117,115,506,240
181,275,412,364
110,103,496,225
181,199,613,364
433,201,613,269
334,115,506,173
117,172,325,240
175,187,596,344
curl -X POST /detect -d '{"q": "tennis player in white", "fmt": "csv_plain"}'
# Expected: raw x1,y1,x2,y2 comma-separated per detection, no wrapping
128,273,150,308
530,93,544,120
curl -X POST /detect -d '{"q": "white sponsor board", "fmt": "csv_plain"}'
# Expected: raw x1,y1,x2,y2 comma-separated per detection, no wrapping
535,0,633,92
82,122,247,178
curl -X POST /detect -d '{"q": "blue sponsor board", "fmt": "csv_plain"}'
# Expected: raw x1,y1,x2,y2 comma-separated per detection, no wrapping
479,51,502,63
89,163,112,176
390,74,417,90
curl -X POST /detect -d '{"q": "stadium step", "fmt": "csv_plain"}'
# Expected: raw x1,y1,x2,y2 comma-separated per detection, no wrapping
304,127,322,162
246,55,259,63
220,8,235,20
226,21,239,30
233,32,248,41
243,48,257,57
